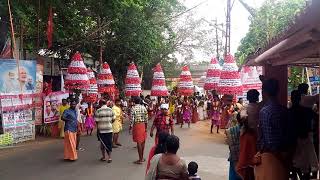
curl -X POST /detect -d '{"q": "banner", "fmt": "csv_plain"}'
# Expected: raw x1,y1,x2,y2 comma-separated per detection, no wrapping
307,68,320,95
1,96,35,143
44,92,69,123
34,58,44,125
0,59,36,94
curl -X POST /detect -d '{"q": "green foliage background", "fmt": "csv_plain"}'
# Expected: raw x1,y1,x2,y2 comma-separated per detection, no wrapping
235,0,307,89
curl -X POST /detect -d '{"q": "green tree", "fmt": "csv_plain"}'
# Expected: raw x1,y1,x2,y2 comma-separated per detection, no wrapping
235,0,306,65
235,0,306,89
0,0,184,90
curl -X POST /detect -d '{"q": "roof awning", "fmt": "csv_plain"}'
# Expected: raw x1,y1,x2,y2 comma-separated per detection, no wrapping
245,0,320,67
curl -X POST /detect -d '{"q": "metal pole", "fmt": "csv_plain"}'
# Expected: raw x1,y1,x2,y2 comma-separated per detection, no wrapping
215,18,219,59
225,0,231,56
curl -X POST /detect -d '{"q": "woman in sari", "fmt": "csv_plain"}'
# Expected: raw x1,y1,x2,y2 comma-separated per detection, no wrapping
211,95,221,133
146,135,188,180
191,98,199,123
146,132,169,174
84,103,95,136
181,97,192,128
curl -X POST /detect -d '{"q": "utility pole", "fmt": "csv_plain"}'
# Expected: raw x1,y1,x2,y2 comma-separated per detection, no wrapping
201,18,224,60
238,0,256,16
215,18,219,59
225,0,231,56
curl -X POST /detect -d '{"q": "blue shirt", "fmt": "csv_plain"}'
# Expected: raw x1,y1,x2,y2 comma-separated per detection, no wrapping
62,108,78,133
258,100,288,152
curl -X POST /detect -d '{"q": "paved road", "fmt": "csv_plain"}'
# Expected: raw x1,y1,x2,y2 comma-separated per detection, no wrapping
0,120,229,180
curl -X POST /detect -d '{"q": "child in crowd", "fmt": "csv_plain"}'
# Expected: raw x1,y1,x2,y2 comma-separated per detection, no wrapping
188,161,201,180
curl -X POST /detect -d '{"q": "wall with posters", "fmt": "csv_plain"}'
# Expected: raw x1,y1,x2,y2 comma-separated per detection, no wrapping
0,59,36,94
43,92,69,123
0,95,36,143
0,59,38,144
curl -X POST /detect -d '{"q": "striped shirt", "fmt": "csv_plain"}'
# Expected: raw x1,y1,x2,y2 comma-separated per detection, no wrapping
130,104,148,126
95,105,115,133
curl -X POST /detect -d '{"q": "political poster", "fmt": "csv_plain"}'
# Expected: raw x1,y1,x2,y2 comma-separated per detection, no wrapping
1,96,35,143
0,59,36,94
34,58,44,125
307,68,320,95
44,92,69,123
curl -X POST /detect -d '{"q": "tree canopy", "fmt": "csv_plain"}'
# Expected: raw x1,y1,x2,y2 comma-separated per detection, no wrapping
235,0,306,65
0,0,185,89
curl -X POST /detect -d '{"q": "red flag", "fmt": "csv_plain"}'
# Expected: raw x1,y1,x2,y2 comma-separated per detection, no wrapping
46,7,53,49
0,38,13,58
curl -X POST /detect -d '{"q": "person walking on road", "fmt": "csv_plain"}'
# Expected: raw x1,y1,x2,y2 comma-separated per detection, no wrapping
150,103,174,144
61,100,78,161
58,99,69,138
130,97,148,164
112,99,124,147
95,99,115,163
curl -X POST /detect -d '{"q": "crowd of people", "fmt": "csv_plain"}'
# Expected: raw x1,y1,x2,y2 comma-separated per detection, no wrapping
225,80,319,180
57,78,319,180
57,93,203,179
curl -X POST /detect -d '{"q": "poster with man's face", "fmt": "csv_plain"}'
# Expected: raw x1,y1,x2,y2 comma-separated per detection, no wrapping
0,59,36,94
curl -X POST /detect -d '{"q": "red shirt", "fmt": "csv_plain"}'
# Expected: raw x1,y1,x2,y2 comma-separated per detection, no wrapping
153,112,173,133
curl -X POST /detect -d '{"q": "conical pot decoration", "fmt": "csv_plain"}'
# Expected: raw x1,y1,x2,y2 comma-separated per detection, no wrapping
125,62,142,96
83,68,98,103
151,63,168,96
218,54,243,95
241,66,262,91
178,66,194,96
97,62,115,93
65,52,90,90
204,57,221,90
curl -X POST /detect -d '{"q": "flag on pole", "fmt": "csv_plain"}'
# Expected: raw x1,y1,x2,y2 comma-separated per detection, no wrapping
0,38,12,58
46,7,53,49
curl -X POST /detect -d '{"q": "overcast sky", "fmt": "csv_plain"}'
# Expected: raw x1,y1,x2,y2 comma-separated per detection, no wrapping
180,0,265,61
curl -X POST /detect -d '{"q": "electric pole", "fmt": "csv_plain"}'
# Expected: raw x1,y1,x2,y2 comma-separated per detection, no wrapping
238,0,256,16
215,18,219,59
225,0,231,56
201,18,224,60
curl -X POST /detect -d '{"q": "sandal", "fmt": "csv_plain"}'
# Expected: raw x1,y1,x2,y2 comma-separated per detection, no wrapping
107,159,112,163
133,160,143,164
100,158,107,162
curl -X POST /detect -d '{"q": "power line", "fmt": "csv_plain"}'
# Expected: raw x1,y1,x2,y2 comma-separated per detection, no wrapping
158,0,208,24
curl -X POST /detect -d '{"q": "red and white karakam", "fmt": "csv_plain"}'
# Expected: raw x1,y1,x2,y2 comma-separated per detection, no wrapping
67,60,87,74
204,57,221,90
65,73,90,90
67,53,88,74
151,63,168,96
97,79,115,85
101,68,112,74
65,52,90,90
178,66,194,96
241,66,262,91
97,63,116,93
218,54,243,95
125,63,142,96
